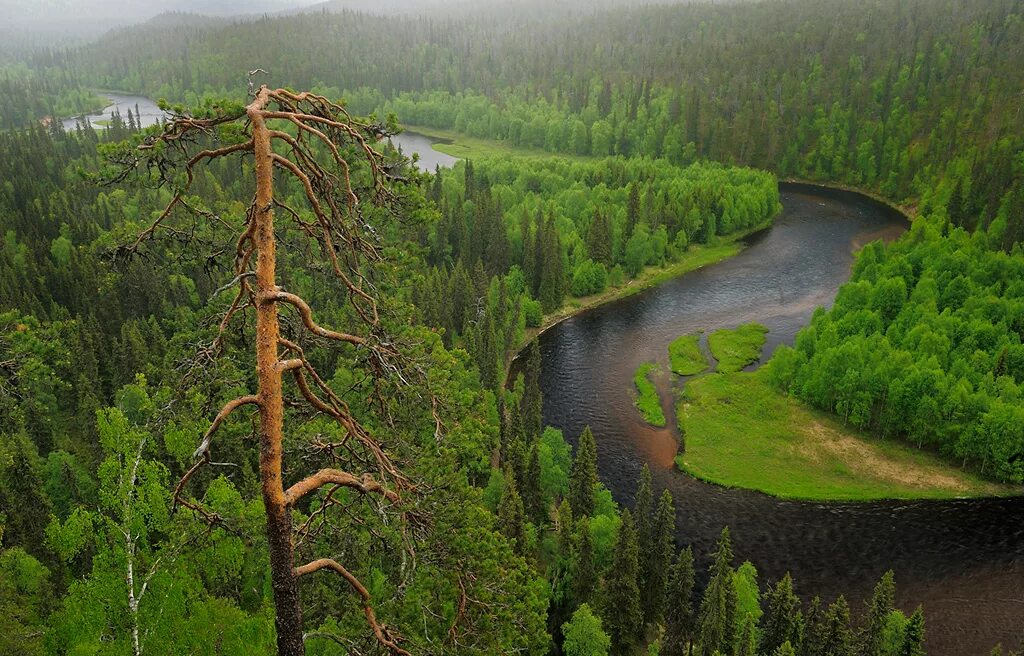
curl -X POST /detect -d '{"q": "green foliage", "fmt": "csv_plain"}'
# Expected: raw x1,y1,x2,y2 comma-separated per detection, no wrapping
634,362,667,426
773,217,1024,482
569,426,599,519
708,323,769,373
563,604,612,656
760,573,802,656
0,548,50,656
571,259,609,297
663,546,697,656
669,332,709,376
697,527,737,656
601,509,643,653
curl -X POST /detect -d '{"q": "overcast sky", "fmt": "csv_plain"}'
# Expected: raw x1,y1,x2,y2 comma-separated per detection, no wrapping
1,0,320,35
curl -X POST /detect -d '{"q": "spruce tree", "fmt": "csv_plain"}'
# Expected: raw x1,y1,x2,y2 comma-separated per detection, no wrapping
760,573,802,656
602,509,643,653
801,597,823,656
627,182,641,238
587,209,613,265
521,340,543,440
776,643,797,656
899,608,924,656
523,444,545,525
664,546,696,656
635,464,654,554
698,527,738,656
645,489,676,624
574,517,597,607
818,596,853,656
859,571,895,656
498,466,528,557
737,614,758,656
557,498,575,561
569,426,598,519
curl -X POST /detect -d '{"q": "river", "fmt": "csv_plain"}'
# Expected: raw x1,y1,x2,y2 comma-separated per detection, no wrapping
397,133,1024,654
514,185,1024,656
73,107,1024,653
60,92,166,131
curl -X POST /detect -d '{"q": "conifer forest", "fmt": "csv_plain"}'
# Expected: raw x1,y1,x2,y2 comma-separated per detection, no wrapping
1,1,1023,654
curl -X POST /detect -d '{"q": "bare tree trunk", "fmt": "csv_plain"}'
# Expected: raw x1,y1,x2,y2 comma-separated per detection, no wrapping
249,89,305,656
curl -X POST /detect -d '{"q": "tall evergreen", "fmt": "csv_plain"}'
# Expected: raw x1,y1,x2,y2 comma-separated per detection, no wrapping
497,465,528,557
522,444,545,525
818,596,854,656
574,518,596,607
663,546,697,656
801,597,823,656
760,573,803,656
698,527,738,656
557,498,575,561
900,608,925,656
569,426,598,519
626,181,641,238
602,509,643,653
737,614,758,656
645,489,676,624
859,571,895,656
587,209,613,265
635,464,654,554
521,340,543,439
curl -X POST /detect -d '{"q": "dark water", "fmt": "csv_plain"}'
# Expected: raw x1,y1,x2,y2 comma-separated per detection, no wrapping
515,184,1024,655
391,131,461,170
60,92,165,131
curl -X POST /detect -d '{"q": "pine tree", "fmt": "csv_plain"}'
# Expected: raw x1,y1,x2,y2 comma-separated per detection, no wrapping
522,444,545,525
602,509,643,653
569,426,598,519
574,517,597,607
498,466,528,556
645,489,676,624
664,546,696,656
760,573,802,656
698,527,737,656
899,608,924,656
859,571,895,656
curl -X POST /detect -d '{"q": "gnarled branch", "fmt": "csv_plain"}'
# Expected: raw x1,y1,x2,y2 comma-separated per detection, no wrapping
293,558,411,656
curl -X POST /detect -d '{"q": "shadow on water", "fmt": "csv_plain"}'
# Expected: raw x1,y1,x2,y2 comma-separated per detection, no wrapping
511,183,1024,656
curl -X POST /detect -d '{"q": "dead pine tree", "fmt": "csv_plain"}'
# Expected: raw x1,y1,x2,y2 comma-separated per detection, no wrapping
107,85,420,656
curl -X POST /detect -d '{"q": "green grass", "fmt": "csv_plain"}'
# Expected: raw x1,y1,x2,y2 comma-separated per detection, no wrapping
675,370,1015,501
404,124,596,162
633,362,666,427
668,333,709,376
708,323,769,373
